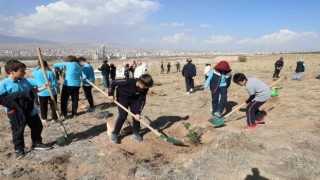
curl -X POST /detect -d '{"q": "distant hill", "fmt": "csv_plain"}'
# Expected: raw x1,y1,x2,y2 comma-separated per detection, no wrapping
0,34,53,44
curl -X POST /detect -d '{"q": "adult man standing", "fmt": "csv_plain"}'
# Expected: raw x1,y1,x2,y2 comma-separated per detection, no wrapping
182,58,196,94
98,59,110,90
273,57,284,78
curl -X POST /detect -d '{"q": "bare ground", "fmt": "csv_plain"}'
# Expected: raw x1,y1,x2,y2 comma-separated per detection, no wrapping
0,54,320,179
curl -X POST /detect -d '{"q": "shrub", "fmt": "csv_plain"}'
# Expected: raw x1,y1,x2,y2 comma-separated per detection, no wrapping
238,55,247,62
183,123,201,145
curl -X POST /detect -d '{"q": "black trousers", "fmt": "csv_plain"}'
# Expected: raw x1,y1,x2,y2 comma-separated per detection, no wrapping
246,101,266,126
185,77,194,92
273,67,281,77
60,85,80,116
83,85,94,108
39,95,58,120
112,98,141,135
8,113,43,151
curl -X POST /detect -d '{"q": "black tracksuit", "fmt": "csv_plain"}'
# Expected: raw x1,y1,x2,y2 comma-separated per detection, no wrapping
108,78,148,135
273,60,284,78
0,90,43,151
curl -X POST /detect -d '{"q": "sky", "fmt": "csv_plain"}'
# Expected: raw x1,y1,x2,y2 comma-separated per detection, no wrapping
0,0,320,52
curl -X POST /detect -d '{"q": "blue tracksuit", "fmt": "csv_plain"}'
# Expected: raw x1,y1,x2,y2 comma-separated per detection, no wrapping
53,62,82,87
32,70,60,96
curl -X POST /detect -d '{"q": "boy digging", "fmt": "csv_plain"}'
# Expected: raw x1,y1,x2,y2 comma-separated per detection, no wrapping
233,73,270,130
108,74,153,144
0,60,52,159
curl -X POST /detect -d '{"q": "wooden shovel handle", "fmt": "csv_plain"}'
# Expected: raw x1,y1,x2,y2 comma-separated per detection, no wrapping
86,79,162,136
224,76,284,118
37,48,67,134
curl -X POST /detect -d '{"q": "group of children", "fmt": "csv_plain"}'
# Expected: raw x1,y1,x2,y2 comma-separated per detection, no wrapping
203,60,271,130
0,56,97,159
0,55,309,159
0,56,155,158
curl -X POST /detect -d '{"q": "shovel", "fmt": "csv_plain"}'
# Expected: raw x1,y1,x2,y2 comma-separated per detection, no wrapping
209,76,285,126
86,79,183,146
37,48,74,146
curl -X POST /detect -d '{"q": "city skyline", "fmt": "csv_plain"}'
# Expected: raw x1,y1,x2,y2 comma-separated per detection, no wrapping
0,0,320,52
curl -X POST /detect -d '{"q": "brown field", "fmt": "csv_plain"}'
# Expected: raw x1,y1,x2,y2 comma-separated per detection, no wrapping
0,54,320,179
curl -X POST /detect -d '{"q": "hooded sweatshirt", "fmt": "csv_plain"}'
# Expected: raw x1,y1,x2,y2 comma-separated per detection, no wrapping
204,61,232,93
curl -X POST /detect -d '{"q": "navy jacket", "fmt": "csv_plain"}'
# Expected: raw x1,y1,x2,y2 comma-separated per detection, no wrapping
0,90,35,128
182,62,196,77
108,78,148,113
295,61,305,72
205,70,232,93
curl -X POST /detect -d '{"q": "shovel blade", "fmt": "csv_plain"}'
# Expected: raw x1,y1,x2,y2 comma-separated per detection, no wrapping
57,132,75,146
159,134,184,146
208,116,225,127
271,89,281,97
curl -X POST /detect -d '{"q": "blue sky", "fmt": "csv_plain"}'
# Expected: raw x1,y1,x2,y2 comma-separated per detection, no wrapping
0,0,319,52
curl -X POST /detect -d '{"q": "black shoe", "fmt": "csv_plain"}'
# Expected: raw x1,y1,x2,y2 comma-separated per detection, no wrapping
32,143,52,150
15,149,25,160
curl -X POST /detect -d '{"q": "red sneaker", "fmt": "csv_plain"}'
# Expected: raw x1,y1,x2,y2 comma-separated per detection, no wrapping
255,118,266,124
243,125,257,130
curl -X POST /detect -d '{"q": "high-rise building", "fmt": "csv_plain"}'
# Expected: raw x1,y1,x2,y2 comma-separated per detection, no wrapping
101,44,106,60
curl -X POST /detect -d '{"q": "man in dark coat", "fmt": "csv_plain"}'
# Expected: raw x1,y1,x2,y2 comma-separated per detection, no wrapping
273,57,284,78
98,59,110,90
182,58,196,94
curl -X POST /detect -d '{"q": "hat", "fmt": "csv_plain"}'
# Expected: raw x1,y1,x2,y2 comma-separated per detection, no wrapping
186,58,192,62
64,55,77,62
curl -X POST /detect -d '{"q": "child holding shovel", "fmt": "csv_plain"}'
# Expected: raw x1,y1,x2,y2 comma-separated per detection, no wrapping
233,73,271,130
204,61,232,118
0,60,52,159
33,60,60,122
108,74,153,144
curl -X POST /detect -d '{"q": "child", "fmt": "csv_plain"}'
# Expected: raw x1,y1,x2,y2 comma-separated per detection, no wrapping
273,57,284,78
176,62,181,72
108,74,153,144
167,62,171,74
124,64,130,78
160,62,164,74
233,73,271,130
0,60,52,159
33,60,60,122
98,59,110,90
134,62,147,79
204,61,232,117
54,55,82,119
204,63,211,80
293,60,306,80
78,57,95,112
110,63,116,80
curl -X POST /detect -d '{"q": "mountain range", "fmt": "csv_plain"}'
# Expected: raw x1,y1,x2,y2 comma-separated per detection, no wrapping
0,34,54,44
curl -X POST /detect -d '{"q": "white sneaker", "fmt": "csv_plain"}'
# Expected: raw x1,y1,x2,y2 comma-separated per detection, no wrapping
214,112,221,118
186,92,190,95
190,88,194,92
41,118,48,123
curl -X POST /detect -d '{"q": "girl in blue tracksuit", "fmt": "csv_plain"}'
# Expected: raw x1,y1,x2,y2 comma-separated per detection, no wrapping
53,55,82,118
78,57,95,112
33,60,60,122
204,61,232,117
